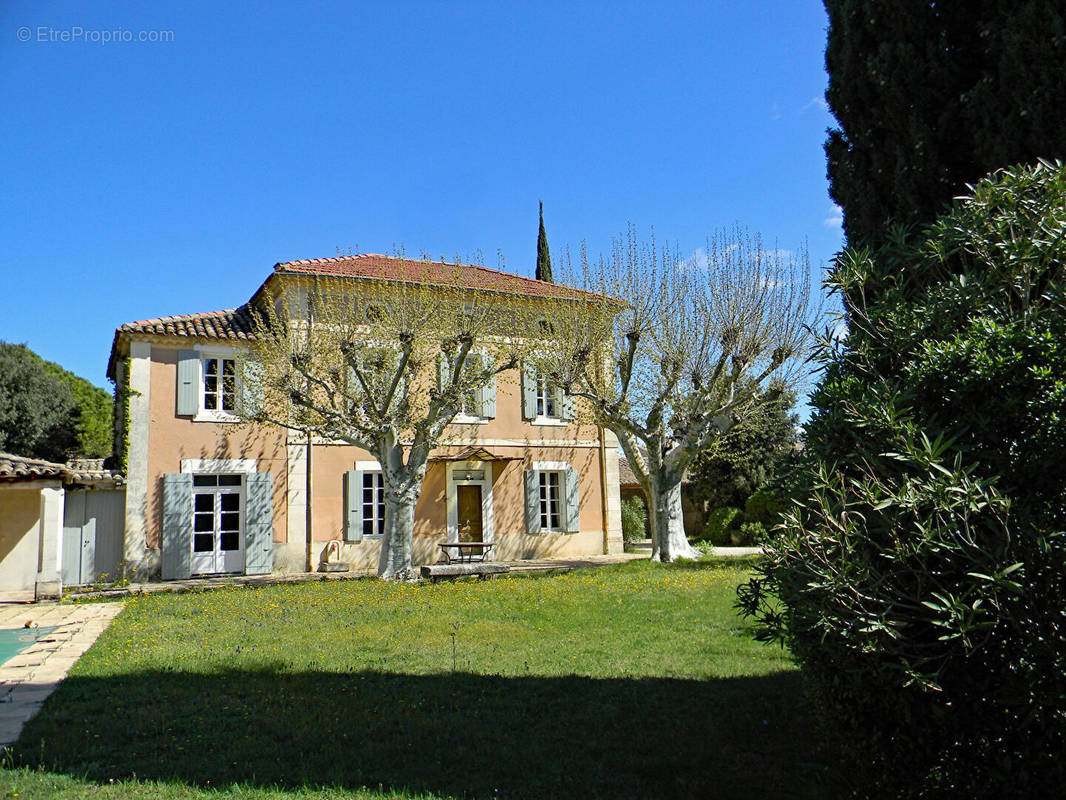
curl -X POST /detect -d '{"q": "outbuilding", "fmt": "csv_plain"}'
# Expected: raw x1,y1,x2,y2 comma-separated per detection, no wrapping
0,453,124,601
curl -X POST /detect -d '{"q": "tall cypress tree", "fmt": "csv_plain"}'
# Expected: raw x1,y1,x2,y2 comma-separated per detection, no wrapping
536,201,553,283
825,0,1066,248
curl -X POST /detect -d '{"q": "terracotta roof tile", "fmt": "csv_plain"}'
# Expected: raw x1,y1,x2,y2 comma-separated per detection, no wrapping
66,459,125,486
618,456,640,488
109,256,611,378
0,453,125,485
274,254,600,301
118,305,258,340
0,452,68,481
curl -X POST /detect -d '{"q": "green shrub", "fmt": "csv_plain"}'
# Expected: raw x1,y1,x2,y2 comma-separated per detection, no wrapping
620,496,648,542
731,521,765,547
739,161,1066,797
701,506,741,546
687,391,799,511
743,490,783,530
691,540,716,559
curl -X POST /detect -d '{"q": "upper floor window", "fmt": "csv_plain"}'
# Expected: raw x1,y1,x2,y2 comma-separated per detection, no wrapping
439,351,496,424
521,362,574,424
458,387,480,419
177,349,244,422
535,376,557,418
203,357,236,413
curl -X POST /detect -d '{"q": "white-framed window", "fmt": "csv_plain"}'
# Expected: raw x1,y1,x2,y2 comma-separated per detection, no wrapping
538,470,563,531
525,461,579,535
455,385,480,420
361,471,386,538
535,376,558,419
202,355,237,413
178,348,245,422
522,361,571,424
443,350,494,424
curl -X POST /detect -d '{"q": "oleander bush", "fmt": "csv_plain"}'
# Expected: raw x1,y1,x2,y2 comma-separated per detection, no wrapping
738,161,1066,797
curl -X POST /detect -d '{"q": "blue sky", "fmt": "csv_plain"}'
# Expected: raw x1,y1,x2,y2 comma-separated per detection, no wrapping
0,1,842,390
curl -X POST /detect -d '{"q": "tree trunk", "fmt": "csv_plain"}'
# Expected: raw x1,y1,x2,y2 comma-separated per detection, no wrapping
376,447,426,581
378,486,419,580
648,477,696,562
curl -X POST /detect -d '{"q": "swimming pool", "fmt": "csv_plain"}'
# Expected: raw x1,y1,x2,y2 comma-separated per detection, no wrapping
0,626,59,666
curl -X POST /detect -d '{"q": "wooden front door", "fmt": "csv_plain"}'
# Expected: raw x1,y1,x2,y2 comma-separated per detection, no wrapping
456,485,483,542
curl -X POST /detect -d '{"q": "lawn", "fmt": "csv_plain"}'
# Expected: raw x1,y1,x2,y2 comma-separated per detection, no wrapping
0,560,826,799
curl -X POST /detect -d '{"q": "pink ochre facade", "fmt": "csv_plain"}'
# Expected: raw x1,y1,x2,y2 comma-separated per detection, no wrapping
108,255,623,580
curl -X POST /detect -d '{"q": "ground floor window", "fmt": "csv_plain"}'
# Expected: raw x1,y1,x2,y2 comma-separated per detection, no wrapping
538,470,562,531
361,471,386,538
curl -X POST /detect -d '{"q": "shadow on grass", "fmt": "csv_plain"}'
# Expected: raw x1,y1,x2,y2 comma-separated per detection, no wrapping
12,668,824,799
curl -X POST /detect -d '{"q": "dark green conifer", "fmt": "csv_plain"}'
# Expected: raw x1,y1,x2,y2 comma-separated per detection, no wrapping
825,0,1066,248
536,201,553,283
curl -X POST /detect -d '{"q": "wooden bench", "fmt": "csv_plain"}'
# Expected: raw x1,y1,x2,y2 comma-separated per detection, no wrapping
420,562,511,583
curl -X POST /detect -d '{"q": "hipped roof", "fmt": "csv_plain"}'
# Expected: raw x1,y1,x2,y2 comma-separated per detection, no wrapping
109,254,611,379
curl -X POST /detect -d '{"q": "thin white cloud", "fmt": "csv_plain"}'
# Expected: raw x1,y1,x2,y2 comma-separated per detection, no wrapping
824,204,843,229
803,96,829,113
685,244,791,271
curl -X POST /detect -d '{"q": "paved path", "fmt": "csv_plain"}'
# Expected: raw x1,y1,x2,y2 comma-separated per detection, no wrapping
0,602,124,747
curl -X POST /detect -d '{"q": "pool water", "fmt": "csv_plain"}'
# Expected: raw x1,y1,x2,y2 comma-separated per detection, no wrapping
0,626,59,666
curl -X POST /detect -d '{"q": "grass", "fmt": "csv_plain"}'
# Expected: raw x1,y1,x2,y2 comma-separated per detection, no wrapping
0,560,826,799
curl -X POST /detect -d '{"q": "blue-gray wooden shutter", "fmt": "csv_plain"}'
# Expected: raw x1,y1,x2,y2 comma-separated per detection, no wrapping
477,353,497,418
244,472,275,575
524,469,541,534
344,469,364,542
564,468,580,532
176,351,199,416
521,362,537,419
559,388,576,421
238,357,263,418
161,473,193,580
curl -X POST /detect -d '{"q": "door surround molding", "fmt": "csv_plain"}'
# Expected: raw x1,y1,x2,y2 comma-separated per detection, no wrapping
445,460,494,544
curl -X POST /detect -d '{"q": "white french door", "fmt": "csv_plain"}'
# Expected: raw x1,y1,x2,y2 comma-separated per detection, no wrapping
191,474,245,574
